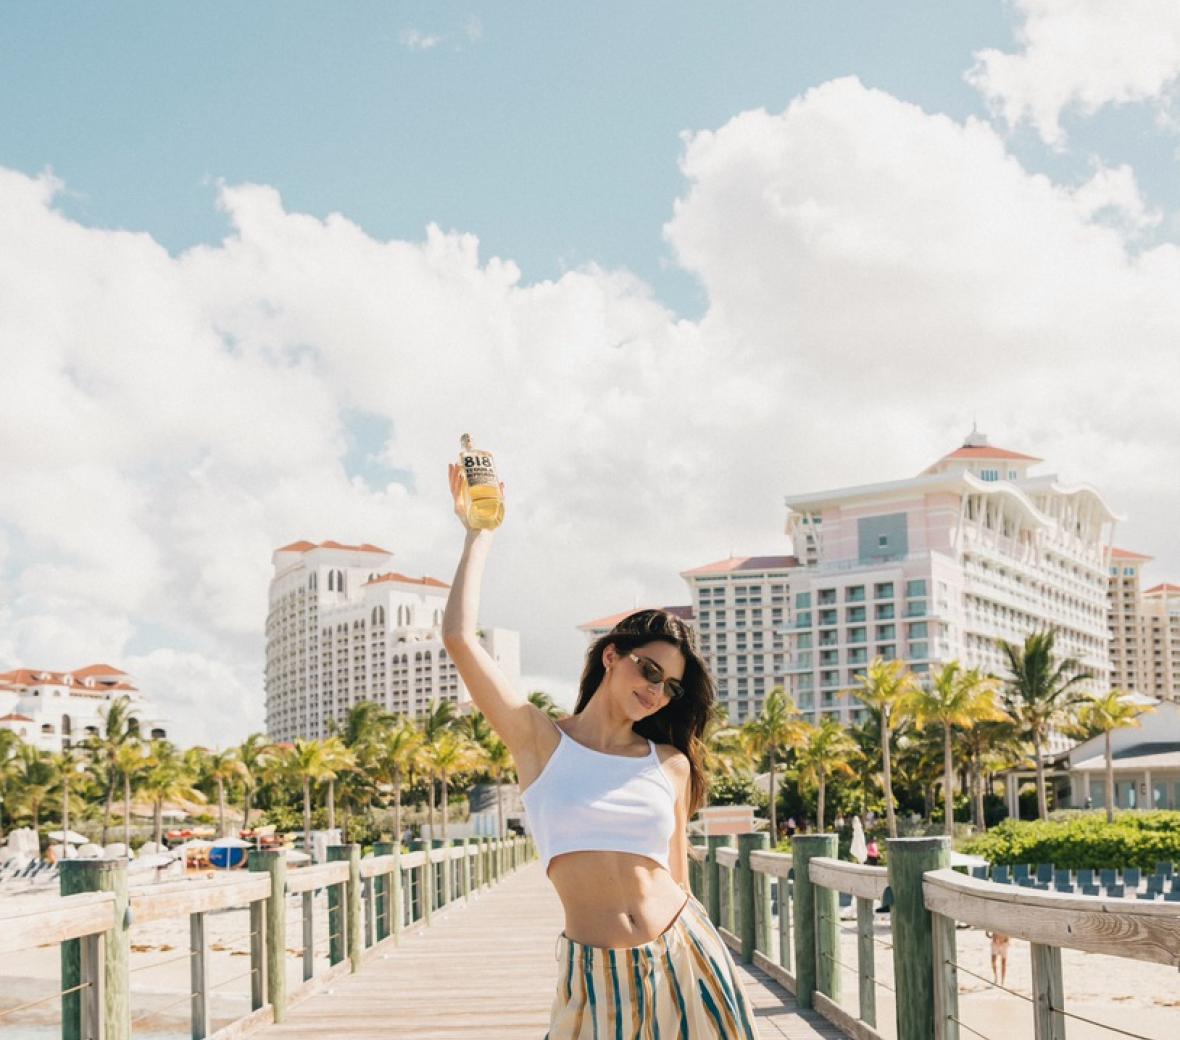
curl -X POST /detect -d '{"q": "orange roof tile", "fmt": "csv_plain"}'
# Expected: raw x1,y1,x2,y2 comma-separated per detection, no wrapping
0,713,34,723
682,555,798,577
71,664,128,679
276,540,392,555
942,445,1041,462
364,572,450,589
1111,547,1153,561
1143,583,1180,595
577,605,695,631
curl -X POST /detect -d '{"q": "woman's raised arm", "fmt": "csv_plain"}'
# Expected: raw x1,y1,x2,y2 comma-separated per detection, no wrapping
441,464,549,760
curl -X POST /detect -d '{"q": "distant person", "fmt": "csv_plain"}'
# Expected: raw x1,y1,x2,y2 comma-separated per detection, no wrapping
834,814,845,831
443,463,756,1036
866,840,880,866
988,931,1010,986
785,816,797,839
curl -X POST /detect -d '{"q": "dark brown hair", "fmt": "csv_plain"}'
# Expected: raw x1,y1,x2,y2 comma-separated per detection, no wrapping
575,609,714,817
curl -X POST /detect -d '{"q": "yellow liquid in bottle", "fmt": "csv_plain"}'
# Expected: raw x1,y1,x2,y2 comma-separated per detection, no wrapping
459,437,504,530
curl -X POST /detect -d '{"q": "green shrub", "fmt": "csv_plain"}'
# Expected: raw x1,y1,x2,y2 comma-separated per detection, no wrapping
962,812,1180,870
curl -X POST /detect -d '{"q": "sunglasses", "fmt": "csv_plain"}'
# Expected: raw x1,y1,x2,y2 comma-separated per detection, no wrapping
627,653,686,701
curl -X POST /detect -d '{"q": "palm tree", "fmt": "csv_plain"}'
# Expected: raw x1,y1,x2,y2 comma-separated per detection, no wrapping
527,690,564,719
907,663,1006,835
113,740,147,849
90,694,138,845
843,658,921,837
140,741,204,846
792,719,857,832
1000,629,1092,820
281,739,346,850
418,729,480,842
319,738,355,832
337,701,392,749
52,745,86,846
702,705,753,782
374,717,424,845
204,749,248,839
744,688,807,839
480,733,515,840
235,734,273,833
0,729,24,842
11,744,57,831
1067,690,1153,823
957,718,1023,831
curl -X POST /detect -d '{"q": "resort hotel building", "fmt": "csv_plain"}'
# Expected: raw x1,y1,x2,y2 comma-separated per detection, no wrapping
782,432,1118,737
265,540,521,741
1107,548,1180,701
0,665,169,753
578,432,1122,737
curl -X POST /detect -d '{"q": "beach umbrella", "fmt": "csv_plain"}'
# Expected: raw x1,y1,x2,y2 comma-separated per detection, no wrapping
76,843,103,859
950,851,989,868
211,837,253,849
283,849,311,864
849,816,867,864
48,829,89,844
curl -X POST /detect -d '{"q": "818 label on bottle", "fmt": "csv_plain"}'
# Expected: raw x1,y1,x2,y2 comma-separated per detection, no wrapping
461,453,497,487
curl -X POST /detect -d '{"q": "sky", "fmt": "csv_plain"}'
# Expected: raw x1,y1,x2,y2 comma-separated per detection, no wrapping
1,1,1179,746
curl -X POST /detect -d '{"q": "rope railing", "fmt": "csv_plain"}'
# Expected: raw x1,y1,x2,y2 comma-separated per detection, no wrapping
0,982,93,1019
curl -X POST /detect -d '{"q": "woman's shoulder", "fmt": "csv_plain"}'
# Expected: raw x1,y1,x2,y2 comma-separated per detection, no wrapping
653,742,690,778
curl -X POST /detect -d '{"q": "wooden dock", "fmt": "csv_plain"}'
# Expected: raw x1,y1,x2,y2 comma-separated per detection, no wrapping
263,860,845,1039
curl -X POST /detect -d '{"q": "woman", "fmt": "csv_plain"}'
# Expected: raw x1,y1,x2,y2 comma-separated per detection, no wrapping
442,464,756,1039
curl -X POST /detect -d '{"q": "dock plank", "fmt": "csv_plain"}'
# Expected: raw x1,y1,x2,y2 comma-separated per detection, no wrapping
261,862,846,1039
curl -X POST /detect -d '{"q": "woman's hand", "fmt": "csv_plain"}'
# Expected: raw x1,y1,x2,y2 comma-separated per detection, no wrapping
448,463,505,532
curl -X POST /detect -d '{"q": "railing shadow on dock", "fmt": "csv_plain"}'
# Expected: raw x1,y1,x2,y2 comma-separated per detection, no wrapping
0,835,533,1040
688,834,1180,1040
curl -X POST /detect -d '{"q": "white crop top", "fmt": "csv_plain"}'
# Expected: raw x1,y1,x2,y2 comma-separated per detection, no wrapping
520,725,678,872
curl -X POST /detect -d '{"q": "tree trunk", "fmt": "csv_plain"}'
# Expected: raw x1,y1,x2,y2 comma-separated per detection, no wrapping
217,778,227,838
972,755,986,833
497,781,505,839
243,785,253,832
817,774,827,832
441,770,449,842
768,757,778,842
393,779,403,846
943,724,955,837
302,778,312,854
1033,735,1048,820
427,779,436,843
1104,729,1115,824
327,779,336,832
881,709,897,838
102,780,114,846
62,774,71,844
123,772,132,850
154,800,163,848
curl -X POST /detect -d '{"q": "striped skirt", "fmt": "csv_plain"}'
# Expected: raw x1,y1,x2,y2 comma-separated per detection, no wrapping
545,894,757,1039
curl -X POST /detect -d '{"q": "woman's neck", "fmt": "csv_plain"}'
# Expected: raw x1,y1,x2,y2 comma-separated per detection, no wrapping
569,687,645,752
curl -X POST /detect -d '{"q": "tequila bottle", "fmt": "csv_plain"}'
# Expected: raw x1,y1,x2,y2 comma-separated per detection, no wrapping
458,433,504,530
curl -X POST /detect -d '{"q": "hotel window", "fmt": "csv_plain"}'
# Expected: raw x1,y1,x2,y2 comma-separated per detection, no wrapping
847,606,866,622
795,592,812,609
848,648,867,665
908,622,928,639
818,589,837,605
846,585,865,602
981,468,999,481
875,603,895,620
796,633,813,649
847,627,866,644
874,582,894,599
905,579,927,597
820,649,839,666
1007,470,1017,479
819,609,838,626
878,644,897,660
909,642,928,658
876,624,896,640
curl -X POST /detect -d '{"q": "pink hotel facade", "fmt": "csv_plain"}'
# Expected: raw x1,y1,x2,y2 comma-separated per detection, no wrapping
783,432,1117,738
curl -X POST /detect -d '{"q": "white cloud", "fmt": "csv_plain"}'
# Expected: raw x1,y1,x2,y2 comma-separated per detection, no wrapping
2,73,1179,745
399,28,443,51
968,0,1180,147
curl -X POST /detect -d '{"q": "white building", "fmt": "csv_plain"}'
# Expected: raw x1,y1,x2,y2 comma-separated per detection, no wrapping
0,664,169,753
1107,548,1180,702
784,431,1119,741
265,540,521,741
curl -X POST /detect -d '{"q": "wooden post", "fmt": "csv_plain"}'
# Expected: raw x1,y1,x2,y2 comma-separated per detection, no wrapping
191,911,209,1040
328,844,362,970
857,897,877,1029
778,872,792,971
410,839,432,924
932,912,960,1040
737,833,769,963
301,892,314,980
458,839,471,902
888,836,951,1040
705,835,727,922
373,842,395,941
249,898,265,1011
791,834,836,1010
248,850,286,1021
61,858,127,1040
432,839,450,908
1030,943,1065,1040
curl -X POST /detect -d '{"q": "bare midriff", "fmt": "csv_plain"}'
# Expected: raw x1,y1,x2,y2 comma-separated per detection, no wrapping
548,850,689,948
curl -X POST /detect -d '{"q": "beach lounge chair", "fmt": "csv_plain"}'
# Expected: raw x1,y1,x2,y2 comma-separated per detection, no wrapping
1076,868,1094,888
1053,878,1074,893
1107,883,1125,898
992,865,1010,885
1123,867,1141,890
1053,869,1071,888
1099,868,1117,889
1155,861,1174,877
1081,884,1100,897
1013,864,1030,883
1035,863,1052,884
971,866,988,880
1164,890,1180,903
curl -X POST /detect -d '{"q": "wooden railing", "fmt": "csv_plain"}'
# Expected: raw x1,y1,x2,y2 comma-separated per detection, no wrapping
0,835,533,1040
690,833,1180,1040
